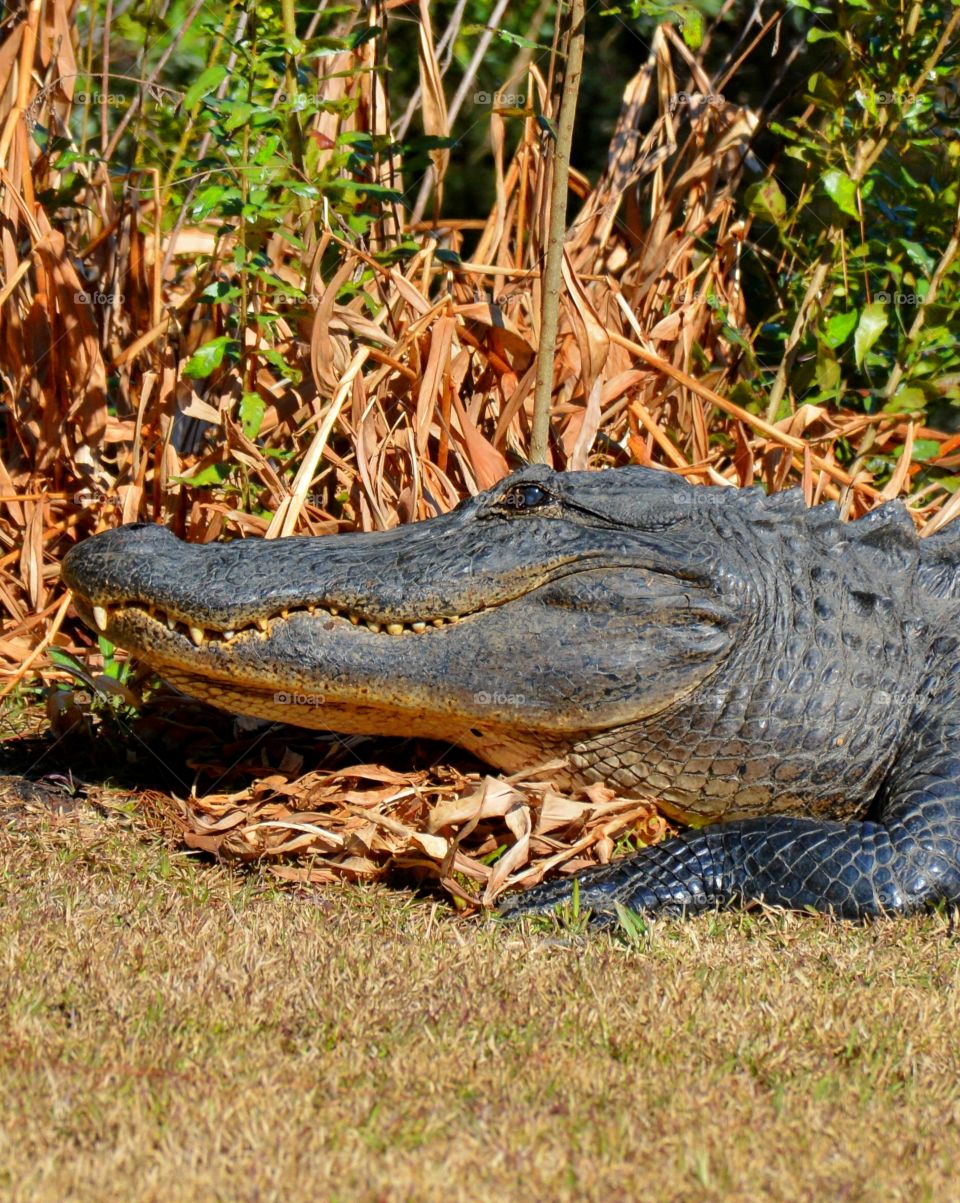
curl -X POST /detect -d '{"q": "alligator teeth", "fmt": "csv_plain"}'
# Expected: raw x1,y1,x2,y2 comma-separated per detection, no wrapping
93,605,109,632
120,601,469,644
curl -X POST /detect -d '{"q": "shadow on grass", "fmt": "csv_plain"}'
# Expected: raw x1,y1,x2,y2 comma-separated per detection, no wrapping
0,685,494,908
0,685,486,799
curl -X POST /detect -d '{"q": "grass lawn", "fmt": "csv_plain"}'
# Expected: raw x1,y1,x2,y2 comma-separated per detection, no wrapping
1,728,959,1202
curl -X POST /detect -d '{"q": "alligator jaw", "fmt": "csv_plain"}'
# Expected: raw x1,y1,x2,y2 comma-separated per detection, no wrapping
77,596,468,647
69,592,583,776
62,466,739,768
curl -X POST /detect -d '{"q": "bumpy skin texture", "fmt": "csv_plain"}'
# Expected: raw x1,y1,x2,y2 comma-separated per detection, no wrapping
506,520,960,921
62,465,960,923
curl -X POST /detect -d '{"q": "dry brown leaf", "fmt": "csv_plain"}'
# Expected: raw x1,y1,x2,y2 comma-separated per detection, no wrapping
483,802,532,904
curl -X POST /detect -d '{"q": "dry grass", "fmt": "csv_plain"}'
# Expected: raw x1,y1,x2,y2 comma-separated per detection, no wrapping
1,777,959,1203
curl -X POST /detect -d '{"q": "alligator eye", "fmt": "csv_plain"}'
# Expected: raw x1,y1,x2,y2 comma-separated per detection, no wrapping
501,483,550,511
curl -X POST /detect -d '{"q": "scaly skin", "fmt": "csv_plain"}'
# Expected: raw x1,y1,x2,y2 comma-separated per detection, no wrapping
62,465,960,922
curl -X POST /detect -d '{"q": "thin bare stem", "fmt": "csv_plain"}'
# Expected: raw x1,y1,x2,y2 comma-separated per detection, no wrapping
529,0,585,465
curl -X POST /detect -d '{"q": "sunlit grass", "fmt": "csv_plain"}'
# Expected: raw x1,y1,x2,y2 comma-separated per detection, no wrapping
1,787,957,1202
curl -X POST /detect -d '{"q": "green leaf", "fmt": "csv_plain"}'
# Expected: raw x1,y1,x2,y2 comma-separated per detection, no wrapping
881,387,927,414
815,342,840,391
893,439,940,461
853,303,888,369
823,310,858,348
614,902,648,944
47,647,91,678
191,185,242,221
896,240,936,275
744,179,787,224
461,25,547,51
821,169,859,218
182,336,235,379
176,462,233,487
345,25,381,50
222,102,254,132
350,182,403,202
855,88,878,119
673,5,703,49
729,381,766,412
239,392,265,440
183,65,228,110
807,72,843,103
199,280,241,302
260,348,301,383
806,28,841,44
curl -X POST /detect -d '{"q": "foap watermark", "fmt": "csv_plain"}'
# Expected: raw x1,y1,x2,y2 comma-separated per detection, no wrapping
73,485,116,506
470,285,528,307
856,88,913,109
74,92,127,107
274,690,326,707
272,92,314,109
473,91,526,107
273,290,322,306
875,290,923,306
685,688,729,707
27,76,182,129
667,91,725,115
873,689,920,707
65,685,115,708
854,86,958,140
474,690,525,708
75,289,124,305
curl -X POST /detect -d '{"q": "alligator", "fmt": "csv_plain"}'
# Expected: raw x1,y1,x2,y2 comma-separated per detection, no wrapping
62,464,960,923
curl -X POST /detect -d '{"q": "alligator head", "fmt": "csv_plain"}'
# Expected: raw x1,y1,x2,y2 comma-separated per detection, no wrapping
62,465,745,777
